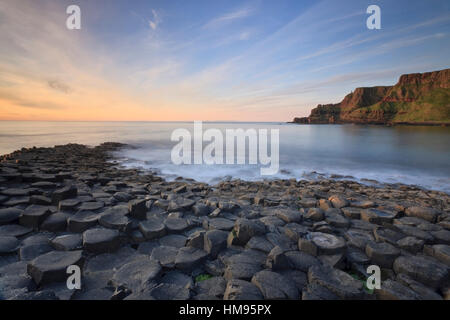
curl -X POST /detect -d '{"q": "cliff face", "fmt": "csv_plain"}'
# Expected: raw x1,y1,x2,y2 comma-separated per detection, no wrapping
293,69,450,125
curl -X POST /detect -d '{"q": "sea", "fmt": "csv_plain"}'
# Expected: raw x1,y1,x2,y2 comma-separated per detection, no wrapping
0,121,449,193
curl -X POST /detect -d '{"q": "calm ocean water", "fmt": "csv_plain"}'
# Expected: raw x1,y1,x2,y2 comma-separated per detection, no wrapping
0,121,449,193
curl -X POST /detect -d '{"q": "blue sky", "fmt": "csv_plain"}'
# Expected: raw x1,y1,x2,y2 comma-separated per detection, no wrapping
0,0,449,121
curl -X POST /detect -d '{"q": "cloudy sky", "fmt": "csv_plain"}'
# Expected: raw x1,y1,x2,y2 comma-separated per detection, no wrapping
0,0,449,121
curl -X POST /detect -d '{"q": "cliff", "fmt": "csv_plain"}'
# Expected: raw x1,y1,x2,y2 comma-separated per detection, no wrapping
293,68,450,125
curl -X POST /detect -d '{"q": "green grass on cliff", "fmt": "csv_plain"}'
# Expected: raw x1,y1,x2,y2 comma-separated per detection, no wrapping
351,88,450,124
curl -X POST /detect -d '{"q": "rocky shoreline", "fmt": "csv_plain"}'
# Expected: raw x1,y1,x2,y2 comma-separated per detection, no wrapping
0,142,449,300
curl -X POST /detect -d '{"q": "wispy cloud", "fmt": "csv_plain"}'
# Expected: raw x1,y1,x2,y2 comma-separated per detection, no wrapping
203,6,255,29
149,9,162,30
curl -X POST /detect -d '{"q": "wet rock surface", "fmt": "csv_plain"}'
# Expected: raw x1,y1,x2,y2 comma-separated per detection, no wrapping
0,142,449,300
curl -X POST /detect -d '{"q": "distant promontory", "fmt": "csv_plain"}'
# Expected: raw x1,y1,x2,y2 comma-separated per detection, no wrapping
292,68,450,125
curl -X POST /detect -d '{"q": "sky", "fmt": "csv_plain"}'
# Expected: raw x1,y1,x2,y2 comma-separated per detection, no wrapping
0,0,449,121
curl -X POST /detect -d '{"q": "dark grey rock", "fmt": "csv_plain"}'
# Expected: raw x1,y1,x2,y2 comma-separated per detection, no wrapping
307,264,366,299
19,243,53,261
405,206,440,223
204,230,228,258
40,212,69,232
128,199,147,220
393,255,449,290
0,224,32,237
50,234,82,251
0,236,20,255
251,270,299,299
83,228,120,253
20,205,52,229
110,257,161,292
223,279,263,300
68,211,99,233
150,245,178,268
0,208,23,225
27,250,84,286
365,241,400,268
52,185,77,204
175,247,208,271
139,218,166,240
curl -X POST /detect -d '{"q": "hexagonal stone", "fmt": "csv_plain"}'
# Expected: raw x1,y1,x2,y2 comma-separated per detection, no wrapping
397,237,424,253
150,246,179,268
168,198,195,212
361,208,396,224
78,201,104,212
306,232,346,255
40,212,70,232
424,244,450,266
83,228,120,253
224,279,263,300
325,210,350,228
20,205,52,229
159,234,187,248
27,250,83,286
274,207,302,223
192,203,210,216
51,185,77,203
365,241,400,268
405,206,440,223
50,234,82,251
139,218,166,240
431,229,450,245
0,208,23,225
99,212,131,232
110,257,161,292
68,211,99,233
302,283,339,300
58,199,80,211
299,198,317,208
307,264,366,299
193,276,226,298
395,225,434,244
164,217,190,233
0,224,32,237
0,236,20,254
393,255,449,290
285,250,321,272
350,200,375,209
1,188,30,197
128,199,147,220
245,236,274,253
344,229,374,249
175,247,208,271
19,243,53,261
328,195,349,209
396,273,443,300
3,197,29,207
229,218,266,246
373,227,405,245
30,195,52,205
204,230,228,258
342,207,361,219
251,270,299,299
376,279,420,300
147,283,191,300
0,274,34,299
305,208,325,221
266,246,290,270
224,254,263,281
204,218,235,231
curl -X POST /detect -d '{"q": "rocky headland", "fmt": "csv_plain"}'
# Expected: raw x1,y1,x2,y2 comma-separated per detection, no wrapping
0,143,449,300
293,68,450,125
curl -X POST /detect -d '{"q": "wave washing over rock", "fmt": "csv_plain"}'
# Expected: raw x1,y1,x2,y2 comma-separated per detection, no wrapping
0,143,449,300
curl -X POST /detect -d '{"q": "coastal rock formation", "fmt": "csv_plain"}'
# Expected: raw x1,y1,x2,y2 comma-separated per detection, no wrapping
0,143,449,300
293,68,450,125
